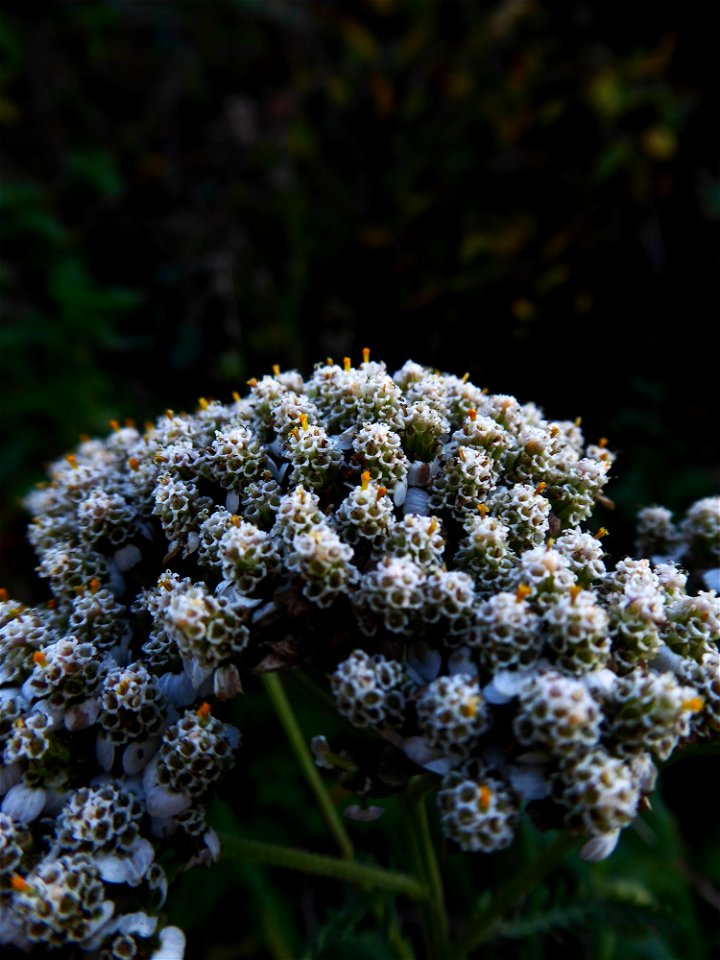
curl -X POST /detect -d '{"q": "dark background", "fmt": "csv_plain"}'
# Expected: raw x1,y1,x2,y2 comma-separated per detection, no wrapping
0,2,718,958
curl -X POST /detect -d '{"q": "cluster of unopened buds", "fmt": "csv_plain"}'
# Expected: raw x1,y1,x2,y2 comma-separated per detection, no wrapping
1,352,718,956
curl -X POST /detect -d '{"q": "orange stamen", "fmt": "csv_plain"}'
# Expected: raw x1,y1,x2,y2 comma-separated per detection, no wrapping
594,527,609,540
362,347,370,364
478,785,492,812
109,419,120,432
128,457,140,472
33,651,46,667
11,874,29,893
516,584,532,602
343,356,351,372
467,408,477,421
196,702,212,721
477,503,489,518
682,696,704,713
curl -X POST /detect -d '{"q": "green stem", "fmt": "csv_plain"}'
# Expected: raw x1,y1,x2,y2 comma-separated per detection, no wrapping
401,789,449,959
219,833,429,900
261,671,354,860
451,832,579,957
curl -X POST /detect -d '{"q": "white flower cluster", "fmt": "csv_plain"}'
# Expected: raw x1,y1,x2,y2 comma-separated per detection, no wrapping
2,354,718,954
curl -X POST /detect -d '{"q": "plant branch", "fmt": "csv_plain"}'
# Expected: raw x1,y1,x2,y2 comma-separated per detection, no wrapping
262,671,354,860
219,833,429,900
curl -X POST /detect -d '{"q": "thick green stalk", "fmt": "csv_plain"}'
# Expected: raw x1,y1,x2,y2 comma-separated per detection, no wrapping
261,671,354,860
219,834,429,900
451,832,579,957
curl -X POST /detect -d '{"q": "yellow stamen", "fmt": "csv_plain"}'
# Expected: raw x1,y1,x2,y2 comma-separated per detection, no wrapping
546,537,555,549
594,527,609,540
144,420,155,433
230,515,241,527
361,470,371,491
598,437,608,448
343,356,352,372
535,481,548,495
326,357,334,366
428,518,438,534
478,785,492,812
65,454,78,470
165,409,174,420
197,397,209,411
272,364,281,376
299,414,309,431
516,584,532,602
574,417,582,427
33,651,46,667
682,696,704,713
550,425,560,438
109,419,120,432
460,697,480,719
79,432,90,443
232,391,241,403
457,447,466,462
10,874,29,893
246,378,258,388
362,347,370,364
117,678,130,695
462,372,470,383
569,585,582,605
477,503,488,518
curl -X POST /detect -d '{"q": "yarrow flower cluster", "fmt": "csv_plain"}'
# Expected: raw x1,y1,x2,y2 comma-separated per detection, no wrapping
2,353,718,955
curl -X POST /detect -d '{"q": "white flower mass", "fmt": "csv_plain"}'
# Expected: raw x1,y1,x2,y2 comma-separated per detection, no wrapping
1,353,718,956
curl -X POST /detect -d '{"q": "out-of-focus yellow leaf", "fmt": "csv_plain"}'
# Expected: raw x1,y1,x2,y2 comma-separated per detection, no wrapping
446,72,473,99
364,0,395,13
327,75,349,106
460,232,492,263
369,71,395,116
633,34,676,78
536,264,569,295
511,298,536,321
642,126,678,160
341,18,379,61
357,226,393,247
0,98,20,125
588,70,624,118
574,292,594,315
